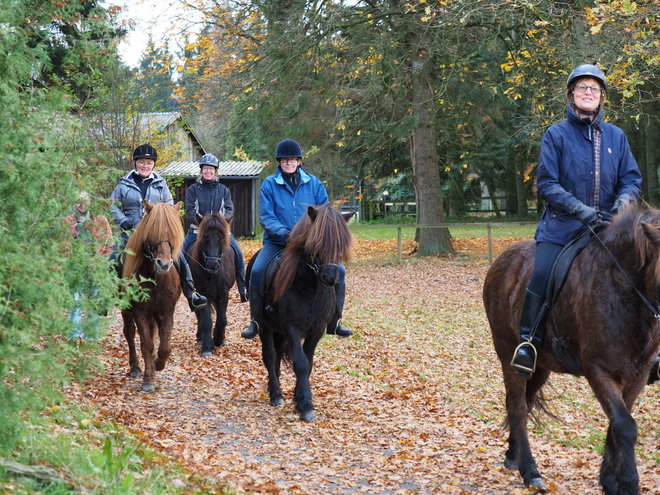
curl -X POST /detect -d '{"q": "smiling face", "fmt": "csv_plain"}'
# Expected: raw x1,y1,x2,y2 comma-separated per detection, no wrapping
279,157,301,174
135,158,155,178
201,165,217,181
571,77,603,117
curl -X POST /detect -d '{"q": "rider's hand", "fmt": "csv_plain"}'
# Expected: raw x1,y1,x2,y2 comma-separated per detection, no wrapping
612,194,632,214
571,202,599,226
120,219,133,231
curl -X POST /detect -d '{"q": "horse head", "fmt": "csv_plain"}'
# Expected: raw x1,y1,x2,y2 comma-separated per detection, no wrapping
193,213,231,275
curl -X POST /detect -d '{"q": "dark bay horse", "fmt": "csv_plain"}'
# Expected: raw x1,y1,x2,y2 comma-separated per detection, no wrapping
250,205,354,422
121,201,184,392
483,206,660,494
188,213,235,356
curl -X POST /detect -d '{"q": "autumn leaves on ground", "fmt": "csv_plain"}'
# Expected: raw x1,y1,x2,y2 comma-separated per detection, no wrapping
74,238,660,494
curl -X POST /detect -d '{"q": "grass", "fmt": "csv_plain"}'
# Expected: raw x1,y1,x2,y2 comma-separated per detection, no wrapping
349,222,537,241
0,401,233,495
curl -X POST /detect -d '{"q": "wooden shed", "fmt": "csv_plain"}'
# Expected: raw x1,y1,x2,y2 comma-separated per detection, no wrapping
159,160,266,238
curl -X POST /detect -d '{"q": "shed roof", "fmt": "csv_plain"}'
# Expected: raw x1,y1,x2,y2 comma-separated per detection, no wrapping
159,160,266,178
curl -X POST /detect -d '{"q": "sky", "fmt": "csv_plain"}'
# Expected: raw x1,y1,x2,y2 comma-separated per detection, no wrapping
104,0,195,68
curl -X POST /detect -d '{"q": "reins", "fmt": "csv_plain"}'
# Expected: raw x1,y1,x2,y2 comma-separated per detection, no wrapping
588,222,660,319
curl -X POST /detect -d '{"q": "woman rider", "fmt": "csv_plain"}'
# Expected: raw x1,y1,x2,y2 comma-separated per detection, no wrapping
110,144,207,311
241,138,353,340
184,153,248,302
510,64,642,380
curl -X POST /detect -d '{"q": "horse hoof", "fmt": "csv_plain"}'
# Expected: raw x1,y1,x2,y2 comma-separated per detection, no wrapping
142,383,155,392
270,397,284,407
130,369,142,378
300,410,315,422
504,457,517,470
201,350,213,358
526,477,545,491
217,340,227,348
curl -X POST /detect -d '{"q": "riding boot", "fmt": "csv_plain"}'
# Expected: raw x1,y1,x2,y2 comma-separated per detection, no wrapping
511,290,547,380
236,267,248,303
326,284,353,338
648,357,660,385
177,259,208,311
241,284,262,339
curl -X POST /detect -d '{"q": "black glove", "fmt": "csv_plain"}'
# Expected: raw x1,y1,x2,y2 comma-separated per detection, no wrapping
120,219,133,231
571,202,599,226
612,194,632,214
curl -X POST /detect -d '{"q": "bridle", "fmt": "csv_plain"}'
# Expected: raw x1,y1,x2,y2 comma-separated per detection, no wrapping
145,240,174,262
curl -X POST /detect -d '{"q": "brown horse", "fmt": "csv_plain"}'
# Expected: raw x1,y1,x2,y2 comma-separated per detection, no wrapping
188,212,235,356
250,205,354,421
483,206,660,494
121,201,184,392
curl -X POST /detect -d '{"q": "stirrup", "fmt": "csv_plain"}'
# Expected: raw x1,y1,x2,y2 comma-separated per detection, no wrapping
191,292,207,309
511,341,538,376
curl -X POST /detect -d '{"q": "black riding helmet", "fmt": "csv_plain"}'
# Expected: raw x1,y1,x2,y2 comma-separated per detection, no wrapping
133,144,157,161
275,139,302,160
199,153,219,168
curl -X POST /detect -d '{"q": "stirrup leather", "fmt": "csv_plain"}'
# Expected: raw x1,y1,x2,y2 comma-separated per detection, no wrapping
511,341,538,374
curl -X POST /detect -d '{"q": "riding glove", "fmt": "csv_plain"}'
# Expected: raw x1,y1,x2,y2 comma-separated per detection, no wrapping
612,194,632,214
571,202,599,226
120,219,133,231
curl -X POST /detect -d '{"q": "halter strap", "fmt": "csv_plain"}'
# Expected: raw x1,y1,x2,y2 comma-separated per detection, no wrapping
588,223,660,319
145,240,174,262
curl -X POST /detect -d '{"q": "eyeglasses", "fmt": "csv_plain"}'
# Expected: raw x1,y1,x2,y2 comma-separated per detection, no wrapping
280,158,300,163
574,84,602,95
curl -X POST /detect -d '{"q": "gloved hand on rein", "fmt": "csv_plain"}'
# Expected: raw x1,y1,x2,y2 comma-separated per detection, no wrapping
571,202,599,226
612,194,632,214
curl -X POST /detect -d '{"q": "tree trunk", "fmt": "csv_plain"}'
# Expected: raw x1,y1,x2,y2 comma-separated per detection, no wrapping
408,38,454,256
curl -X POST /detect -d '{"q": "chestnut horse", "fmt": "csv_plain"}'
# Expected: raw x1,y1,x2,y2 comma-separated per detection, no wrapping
121,201,183,392
188,212,235,356
483,206,660,494
249,205,354,421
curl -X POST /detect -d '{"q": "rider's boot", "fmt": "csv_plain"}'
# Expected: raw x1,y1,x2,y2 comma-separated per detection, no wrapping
241,284,262,339
326,284,353,338
511,290,546,380
231,244,248,303
648,357,660,385
177,258,207,311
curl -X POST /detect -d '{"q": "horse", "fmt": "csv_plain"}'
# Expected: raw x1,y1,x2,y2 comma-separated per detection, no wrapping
120,200,184,392
483,205,660,494
187,212,235,357
248,204,354,422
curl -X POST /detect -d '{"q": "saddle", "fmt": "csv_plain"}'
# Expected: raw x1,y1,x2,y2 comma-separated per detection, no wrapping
543,228,597,376
258,250,285,320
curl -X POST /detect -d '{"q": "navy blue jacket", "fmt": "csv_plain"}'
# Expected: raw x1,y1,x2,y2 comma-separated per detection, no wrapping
185,178,234,233
260,166,329,245
535,106,642,245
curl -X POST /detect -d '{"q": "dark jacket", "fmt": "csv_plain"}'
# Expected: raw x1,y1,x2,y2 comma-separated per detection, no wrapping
110,170,173,230
185,178,234,233
260,166,329,245
535,105,642,245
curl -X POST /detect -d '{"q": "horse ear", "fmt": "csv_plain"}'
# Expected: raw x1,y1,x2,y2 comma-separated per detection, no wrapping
342,212,355,223
308,205,318,221
144,200,153,213
641,222,660,245
173,201,183,211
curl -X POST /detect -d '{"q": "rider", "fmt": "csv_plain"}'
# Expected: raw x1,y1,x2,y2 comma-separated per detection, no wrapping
184,153,248,302
510,64,642,380
110,144,207,311
241,138,353,340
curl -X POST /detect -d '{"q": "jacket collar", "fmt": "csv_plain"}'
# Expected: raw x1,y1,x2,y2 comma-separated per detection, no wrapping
567,104,602,129
274,166,311,185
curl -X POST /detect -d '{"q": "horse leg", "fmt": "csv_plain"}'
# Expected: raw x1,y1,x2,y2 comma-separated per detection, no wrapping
134,315,156,392
502,366,545,490
213,297,228,348
285,324,315,422
591,379,640,495
154,313,173,372
198,306,214,357
260,327,284,407
122,311,141,378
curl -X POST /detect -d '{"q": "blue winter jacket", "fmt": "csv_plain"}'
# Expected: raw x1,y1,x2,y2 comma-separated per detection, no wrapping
260,166,329,245
534,105,642,245
110,170,173,230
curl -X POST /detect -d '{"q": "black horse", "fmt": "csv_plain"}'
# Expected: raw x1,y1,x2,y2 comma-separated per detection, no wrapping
483,205,660,494
248,205,354,421
188,213,235,356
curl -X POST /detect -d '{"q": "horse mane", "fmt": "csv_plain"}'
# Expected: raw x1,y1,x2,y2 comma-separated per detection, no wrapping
191,213,231,260
597,205,660,282
274,204,354,302
123,202,184,278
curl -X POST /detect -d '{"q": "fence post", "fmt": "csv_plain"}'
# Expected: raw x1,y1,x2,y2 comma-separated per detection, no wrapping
487,224,493,263
397,227,402,262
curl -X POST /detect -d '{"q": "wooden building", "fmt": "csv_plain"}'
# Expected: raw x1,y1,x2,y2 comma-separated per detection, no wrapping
159,160,266,238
